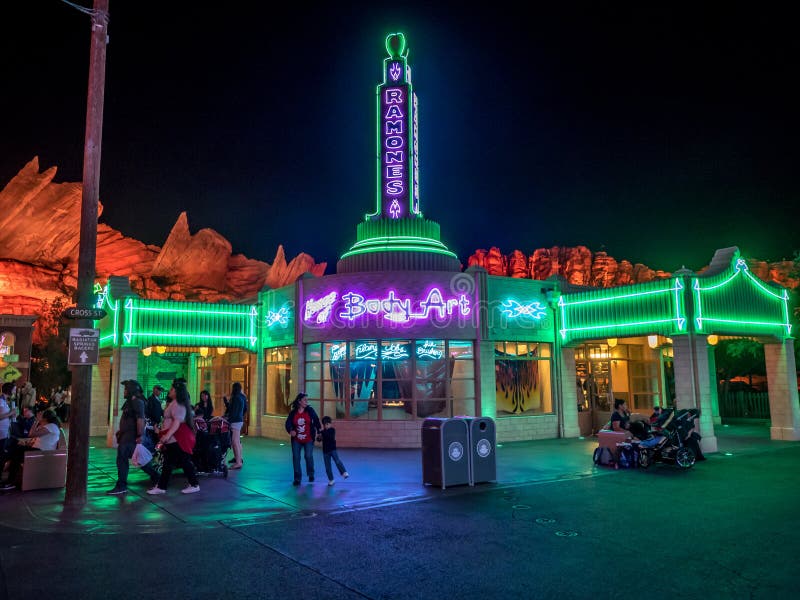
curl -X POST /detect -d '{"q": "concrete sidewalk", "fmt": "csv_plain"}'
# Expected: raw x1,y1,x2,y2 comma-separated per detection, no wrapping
0,422,777,535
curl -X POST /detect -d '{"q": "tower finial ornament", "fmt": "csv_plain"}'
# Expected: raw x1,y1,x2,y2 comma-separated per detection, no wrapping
337,33,461,273
386,32,407,58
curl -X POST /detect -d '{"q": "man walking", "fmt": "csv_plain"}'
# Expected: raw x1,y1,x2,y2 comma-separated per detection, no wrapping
107,380,158,495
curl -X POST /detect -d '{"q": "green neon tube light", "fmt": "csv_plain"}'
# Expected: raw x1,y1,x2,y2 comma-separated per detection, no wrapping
692,258,791,336
559,319,679,340
558,281,683,307
122,299,257,347
557,278,687,341
341,244,457,259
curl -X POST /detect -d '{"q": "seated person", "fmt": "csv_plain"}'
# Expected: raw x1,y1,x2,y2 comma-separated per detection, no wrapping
1,409,62,491
682,410,706,461
649,406,662,424
610,399,634,439
9,405,37,440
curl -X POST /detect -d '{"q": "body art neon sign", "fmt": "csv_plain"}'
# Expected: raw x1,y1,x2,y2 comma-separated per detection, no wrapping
303,288,471,326
265,307,290,327
501,299,547,320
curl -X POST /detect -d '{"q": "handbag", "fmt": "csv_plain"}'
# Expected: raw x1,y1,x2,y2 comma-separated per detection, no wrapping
131,443,153,466
173,422,196,454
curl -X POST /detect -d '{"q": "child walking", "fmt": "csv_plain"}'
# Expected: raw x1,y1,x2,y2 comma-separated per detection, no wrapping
320,416,349,486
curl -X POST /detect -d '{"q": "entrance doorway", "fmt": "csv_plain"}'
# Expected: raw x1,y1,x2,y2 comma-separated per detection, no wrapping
197,350,252,433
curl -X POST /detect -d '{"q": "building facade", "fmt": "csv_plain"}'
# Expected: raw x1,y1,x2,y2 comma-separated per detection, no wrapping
91,34,798,450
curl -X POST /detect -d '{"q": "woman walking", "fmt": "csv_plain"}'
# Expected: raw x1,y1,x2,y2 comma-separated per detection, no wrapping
148,382,200,495
285,393,321,486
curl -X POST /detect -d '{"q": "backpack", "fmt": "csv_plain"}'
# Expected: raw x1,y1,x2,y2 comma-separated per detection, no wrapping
593,446,615,466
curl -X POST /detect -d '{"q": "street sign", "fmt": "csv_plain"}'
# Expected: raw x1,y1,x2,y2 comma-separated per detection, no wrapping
62,306,108,320
68,328,100,365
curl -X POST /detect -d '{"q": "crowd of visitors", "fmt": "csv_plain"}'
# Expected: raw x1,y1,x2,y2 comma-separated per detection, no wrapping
0,381,66,491
1,377,353,496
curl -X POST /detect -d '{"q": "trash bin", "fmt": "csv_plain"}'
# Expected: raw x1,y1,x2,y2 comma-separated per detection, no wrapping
421,418,470,489
468,417,496,485
454,416,497,485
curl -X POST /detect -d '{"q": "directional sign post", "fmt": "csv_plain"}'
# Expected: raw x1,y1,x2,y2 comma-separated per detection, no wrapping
68,328,100,366
62,306,107,320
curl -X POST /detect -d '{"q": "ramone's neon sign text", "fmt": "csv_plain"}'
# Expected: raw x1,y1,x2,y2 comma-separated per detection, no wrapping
303,288,471,326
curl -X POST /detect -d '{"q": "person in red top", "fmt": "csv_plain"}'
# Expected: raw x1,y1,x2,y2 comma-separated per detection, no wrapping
284,393,322,486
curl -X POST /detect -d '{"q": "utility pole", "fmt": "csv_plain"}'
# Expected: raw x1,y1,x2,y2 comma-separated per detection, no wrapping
65,0,110,507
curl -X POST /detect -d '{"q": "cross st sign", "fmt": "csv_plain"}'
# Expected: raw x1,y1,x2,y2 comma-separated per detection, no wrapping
68,328,100,366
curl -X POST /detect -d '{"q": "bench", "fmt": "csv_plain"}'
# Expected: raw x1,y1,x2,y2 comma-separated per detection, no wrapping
21,429,68,492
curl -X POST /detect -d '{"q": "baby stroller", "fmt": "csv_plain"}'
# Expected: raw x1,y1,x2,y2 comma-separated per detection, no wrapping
192,416,231,477
629,408,700,469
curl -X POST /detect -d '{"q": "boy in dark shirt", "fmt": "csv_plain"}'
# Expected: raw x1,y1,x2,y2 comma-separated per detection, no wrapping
319,416,349,486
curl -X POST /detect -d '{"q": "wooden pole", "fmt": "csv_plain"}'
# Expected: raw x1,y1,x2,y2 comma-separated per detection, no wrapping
65,0,109,507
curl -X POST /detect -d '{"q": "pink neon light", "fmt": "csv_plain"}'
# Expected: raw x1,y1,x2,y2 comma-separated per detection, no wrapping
306,287,471,324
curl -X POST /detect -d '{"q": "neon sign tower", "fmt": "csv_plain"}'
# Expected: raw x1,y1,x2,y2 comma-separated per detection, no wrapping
338,33,460,273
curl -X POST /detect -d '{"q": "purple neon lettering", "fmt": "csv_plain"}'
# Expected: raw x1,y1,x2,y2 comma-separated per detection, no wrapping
385,119,403,135
385,104,404,119
386,180,404,195
339,292,366,321
386,165,403,179
385,136,404,149
385,150,404,164
385,89,403,104
309,288,472,327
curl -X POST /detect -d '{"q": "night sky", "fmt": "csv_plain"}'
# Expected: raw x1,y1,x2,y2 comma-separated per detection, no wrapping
2,2,798,272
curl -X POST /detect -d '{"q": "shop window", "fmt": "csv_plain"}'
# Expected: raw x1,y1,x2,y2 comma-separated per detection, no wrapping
495,341,553,416
265,345,295,416
304,339,475,420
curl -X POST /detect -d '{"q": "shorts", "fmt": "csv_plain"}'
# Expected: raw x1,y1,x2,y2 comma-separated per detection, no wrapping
230,422,243,434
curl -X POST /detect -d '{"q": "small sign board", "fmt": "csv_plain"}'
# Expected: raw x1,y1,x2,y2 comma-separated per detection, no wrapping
62,306,107,320
68,328,100,365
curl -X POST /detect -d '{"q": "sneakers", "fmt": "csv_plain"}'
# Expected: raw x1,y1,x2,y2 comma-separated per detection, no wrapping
328,480,335,486
229,463,242,470
106,486,128,495
181,485,200,494
146,487,166,495
343,472,349,479
0,483,16,492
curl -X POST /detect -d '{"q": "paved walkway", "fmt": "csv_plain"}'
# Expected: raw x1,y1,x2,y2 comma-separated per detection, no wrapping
0,422,780,536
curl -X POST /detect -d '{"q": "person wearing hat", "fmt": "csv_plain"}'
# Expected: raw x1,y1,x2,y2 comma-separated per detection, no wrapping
108,380,158,495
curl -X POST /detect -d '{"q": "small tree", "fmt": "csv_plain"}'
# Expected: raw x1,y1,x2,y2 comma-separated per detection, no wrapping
30,296,72,401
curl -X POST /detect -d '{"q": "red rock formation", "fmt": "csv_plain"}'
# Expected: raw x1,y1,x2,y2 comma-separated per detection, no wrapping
484,247,507,276
0,158,328,317
508,250,528,278
469,246,799,294
151,212,232,290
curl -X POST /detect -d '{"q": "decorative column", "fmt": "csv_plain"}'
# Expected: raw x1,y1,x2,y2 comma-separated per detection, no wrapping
478,341,496,418
672,335,718,452
764,339,800,440
707,343,721,425
560,347,580,438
